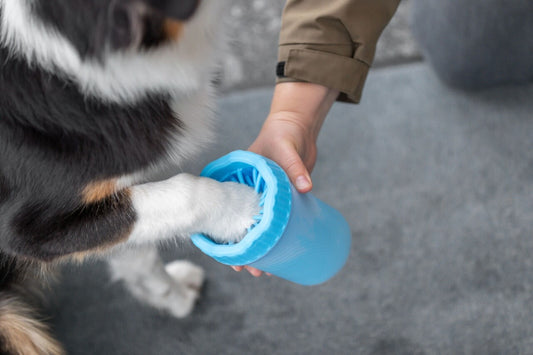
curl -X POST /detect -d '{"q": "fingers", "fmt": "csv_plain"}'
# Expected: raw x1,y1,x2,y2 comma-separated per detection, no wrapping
276,147,312,193
232,266,271,277
293,174,313,194
250,142,313,194
247,267,263,277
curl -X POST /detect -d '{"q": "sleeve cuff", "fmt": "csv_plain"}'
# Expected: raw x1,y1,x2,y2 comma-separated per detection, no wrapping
276,48,370,104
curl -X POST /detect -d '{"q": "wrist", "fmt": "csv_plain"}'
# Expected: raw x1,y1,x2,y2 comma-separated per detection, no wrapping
270,82,338,117
269,82,339,140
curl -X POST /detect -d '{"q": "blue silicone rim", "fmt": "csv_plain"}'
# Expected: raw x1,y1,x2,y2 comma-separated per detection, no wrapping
191,151,292,266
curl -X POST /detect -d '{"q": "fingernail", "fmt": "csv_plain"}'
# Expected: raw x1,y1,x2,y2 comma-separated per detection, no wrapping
295,175,311,191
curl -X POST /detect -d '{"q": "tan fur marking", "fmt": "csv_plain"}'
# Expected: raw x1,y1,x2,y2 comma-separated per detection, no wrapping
0,297,64,355
71,187,133,262
163,19,185,40
82,179,117,204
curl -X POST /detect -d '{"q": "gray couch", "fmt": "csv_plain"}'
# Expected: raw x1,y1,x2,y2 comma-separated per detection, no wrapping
411,0,533,89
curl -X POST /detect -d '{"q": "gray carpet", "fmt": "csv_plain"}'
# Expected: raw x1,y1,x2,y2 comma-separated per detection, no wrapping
46,63,533,354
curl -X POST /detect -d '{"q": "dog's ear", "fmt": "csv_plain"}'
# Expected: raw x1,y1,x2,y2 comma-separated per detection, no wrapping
106,1,148,52
91,0,200,55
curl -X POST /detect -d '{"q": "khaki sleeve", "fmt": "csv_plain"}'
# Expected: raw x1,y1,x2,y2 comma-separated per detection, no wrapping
277,0,400,103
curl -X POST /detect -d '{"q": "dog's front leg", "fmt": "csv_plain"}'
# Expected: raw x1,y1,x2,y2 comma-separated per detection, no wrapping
127,173,260,245
3,173,257,261
112,173,259,317
108,245,205,318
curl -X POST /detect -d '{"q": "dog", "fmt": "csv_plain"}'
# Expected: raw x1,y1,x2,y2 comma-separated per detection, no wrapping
0,0,260,353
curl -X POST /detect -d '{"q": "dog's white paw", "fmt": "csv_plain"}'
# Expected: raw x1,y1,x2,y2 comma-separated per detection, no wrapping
165,285,201,319
110,248,206,318
123,271,201,318
200,181,261,244
165,260,205,291
161,285,200,319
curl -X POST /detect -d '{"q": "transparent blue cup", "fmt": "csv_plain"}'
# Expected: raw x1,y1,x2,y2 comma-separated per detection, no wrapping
191,151,351,286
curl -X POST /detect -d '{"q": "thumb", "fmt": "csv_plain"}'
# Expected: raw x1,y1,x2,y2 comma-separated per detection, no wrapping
279,150,313,193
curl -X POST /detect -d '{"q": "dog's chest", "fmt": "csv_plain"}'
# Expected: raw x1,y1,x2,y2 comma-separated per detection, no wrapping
88,88,215,180
78,91,214,178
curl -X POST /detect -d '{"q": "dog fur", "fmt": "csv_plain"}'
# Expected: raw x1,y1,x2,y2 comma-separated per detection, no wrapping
0,1,259,353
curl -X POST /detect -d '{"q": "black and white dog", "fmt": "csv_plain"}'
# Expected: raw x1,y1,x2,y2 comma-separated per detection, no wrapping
0,1,259,353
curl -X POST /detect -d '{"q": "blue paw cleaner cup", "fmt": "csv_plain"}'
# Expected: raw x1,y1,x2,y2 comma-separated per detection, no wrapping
191,151,351,286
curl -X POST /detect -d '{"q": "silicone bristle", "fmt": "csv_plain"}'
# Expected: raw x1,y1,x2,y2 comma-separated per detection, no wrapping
236,170,244,184
224,168,268,234
254,171,261,192
241,168,264,233
245,174,254,187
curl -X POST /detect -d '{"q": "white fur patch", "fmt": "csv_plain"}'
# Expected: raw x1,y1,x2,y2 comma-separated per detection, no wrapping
127,173,260,245
166,86,217,163
0,0,226,104
108,246,203,318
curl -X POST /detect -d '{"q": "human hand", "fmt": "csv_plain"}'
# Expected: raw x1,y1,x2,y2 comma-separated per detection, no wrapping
232,82,339,277
249,110,317,193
